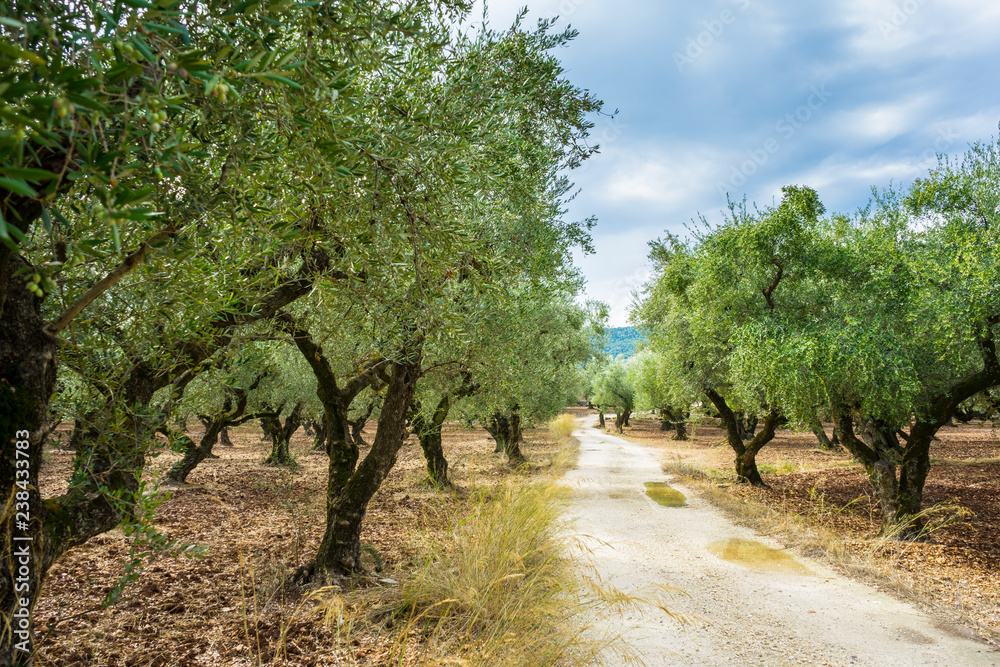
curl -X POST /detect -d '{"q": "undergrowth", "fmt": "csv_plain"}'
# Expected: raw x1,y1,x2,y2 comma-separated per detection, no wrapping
301,481,644,666
549,414,577,441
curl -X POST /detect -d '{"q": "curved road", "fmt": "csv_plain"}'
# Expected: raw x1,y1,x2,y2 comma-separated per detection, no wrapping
563,418,998,666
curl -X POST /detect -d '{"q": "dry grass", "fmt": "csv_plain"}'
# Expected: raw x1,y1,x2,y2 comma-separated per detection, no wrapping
662,455,711,480
548,414,577,441
393,482,608,665
35,413,615,665
297,481,632,666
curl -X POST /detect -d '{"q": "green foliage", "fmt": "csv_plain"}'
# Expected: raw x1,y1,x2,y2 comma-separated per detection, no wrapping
635,136,1000,433
604,326,644,358
591,358,635,414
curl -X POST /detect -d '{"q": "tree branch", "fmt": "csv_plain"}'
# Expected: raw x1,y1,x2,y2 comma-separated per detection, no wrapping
45,226,176,336
761,261,784,312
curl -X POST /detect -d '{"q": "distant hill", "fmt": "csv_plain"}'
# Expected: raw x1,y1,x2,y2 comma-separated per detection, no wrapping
604,326,645,359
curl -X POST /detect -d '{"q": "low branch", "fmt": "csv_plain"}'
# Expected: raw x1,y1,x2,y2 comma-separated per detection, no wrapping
46,226,176,336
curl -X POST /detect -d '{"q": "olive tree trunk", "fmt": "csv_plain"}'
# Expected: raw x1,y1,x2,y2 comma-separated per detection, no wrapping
411,396,455,487
277,314,414,582
0,234,314,663
810,420,838,451
310,358,420,580
166,386,260,483
263,402,303,466
831,328,1000,538
485,410,526,464
311,418,328,452
705,389,786,487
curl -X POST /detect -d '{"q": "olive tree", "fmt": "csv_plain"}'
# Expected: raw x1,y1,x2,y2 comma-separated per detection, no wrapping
592,358,635,433
627,349,691,439
0,1,468,660
728,142,1000,534
635,187,830,485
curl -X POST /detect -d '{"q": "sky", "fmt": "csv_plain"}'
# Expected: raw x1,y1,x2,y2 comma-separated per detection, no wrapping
463,0,1000,325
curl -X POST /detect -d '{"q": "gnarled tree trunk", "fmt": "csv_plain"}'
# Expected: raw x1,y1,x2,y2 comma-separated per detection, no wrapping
167,422,224,484
735,412,758,441
0,231,314,662
310,357,421,581
263,402,303,466
485,410,526,464
350,400,376,446
810,420,838,451
661,406,689,441
167,385,259,483
1,257,58,664
411,397,452,487
410,381,475,488
311,418,328,452
276,313,405,582
705,389,786,487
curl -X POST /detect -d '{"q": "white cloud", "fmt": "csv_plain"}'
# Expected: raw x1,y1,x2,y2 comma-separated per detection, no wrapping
823,95,932,145
591,147,723,209
573,226,661,326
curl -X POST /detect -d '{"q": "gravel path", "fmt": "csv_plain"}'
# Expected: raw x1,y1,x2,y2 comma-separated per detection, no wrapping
563,419,999,666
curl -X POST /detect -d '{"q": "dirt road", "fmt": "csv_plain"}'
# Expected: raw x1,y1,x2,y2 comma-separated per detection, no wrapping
563,419,999,666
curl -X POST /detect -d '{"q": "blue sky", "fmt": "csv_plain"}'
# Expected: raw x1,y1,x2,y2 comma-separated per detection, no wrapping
466,0,1000,325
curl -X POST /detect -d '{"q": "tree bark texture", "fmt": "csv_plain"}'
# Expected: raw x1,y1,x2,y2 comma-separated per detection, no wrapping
660,407,689,441
810,420,838,451
485,410,526,464
705,389,786,487
410,387,475,488
277,313,401,581
349,400,376,447
735,412,758,441
263,402,303,466
311,419,328,452
1,234,317,663
613,409,632,432
1,258,58,664
310,357,421,581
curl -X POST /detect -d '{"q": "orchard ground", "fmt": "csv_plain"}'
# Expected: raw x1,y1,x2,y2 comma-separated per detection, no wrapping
33,420,576,666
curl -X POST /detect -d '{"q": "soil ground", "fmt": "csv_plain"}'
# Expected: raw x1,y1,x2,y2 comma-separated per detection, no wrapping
609,411,1000,646
34,421,569,666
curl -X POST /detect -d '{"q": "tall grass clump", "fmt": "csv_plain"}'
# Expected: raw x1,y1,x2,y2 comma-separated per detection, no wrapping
391,481,615,666
549,413,577,441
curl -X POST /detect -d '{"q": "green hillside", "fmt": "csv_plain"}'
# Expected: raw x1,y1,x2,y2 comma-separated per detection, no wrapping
605,326,645,358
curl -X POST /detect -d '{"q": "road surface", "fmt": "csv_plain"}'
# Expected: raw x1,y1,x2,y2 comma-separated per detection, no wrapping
563,419,998,666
